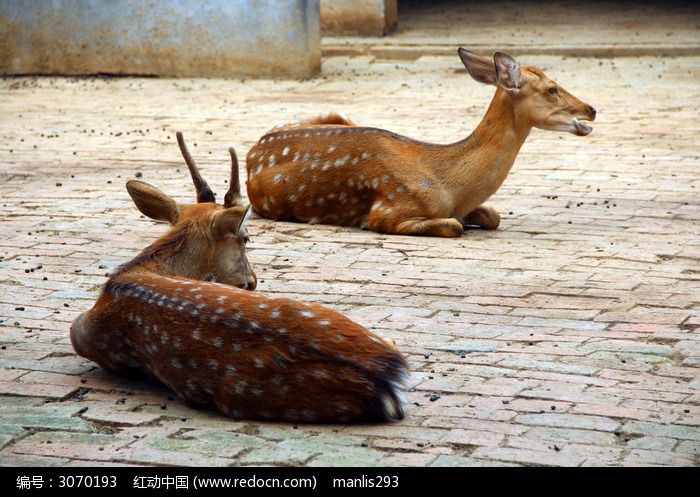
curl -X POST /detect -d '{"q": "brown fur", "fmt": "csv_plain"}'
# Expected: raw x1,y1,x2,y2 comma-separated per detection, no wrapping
245,49,596,237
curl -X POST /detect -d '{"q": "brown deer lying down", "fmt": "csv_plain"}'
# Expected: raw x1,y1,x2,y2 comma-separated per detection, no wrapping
70,133,408,423
246,49,597,237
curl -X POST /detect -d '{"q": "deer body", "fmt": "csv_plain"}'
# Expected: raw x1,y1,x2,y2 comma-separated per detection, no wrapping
246,49,596,237
70,134,407,423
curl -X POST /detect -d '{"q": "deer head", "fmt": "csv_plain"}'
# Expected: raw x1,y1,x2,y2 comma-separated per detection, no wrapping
458,48,597,136
124,132,257,290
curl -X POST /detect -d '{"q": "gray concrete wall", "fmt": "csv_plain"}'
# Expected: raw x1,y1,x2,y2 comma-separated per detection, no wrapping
321,0,397,36
0,0,320,78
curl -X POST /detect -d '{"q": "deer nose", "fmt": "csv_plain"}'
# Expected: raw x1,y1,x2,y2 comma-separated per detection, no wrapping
587,105,597,120
245,274,257,291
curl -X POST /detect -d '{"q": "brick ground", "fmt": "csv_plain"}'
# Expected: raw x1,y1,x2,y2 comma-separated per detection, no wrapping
1,52,699,466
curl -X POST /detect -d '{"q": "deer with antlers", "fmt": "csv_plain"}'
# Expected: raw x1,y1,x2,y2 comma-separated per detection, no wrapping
70,132,408,423
245,49,597,237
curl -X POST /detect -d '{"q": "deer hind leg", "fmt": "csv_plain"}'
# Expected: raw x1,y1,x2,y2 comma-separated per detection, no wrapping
462,205,501,230
372,215,464,238
301,111,356,127
266,112,356,135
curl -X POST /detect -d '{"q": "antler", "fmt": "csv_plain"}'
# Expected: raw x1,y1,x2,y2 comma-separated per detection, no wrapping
176,131,216,203
224,147,243,208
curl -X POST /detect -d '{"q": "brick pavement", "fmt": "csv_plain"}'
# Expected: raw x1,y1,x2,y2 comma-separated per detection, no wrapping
0,53,699,466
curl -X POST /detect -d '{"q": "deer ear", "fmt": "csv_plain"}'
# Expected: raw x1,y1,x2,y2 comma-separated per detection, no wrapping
212,205,251,239
458,48,497,86
494,52,521,93
126,180,180,224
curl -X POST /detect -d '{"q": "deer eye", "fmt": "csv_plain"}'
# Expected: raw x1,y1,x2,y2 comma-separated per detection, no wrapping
548,86,559,95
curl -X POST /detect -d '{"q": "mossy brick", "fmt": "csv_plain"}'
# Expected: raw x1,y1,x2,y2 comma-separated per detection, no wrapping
674,440,700,455
238,443,315,465
515,413,620,432
627,436,678,451
81,407,163,426
0,396,44,411
0,380,79,399
0,454,70,467
146,430,268,459
306,445,385,467
524,427,617,445
430,454,520,467
471,447,585,467
0,424,26,449
117,440,237,467
496,357,598,375
380,452,437,466
8,431,130,461
622,421,700,441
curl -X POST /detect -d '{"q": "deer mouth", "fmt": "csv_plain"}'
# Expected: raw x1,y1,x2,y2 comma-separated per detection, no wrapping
573,118,593,136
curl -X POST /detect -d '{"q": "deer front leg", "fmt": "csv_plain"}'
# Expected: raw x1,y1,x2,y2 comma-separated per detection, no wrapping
462,205,500,230
371,215,464,238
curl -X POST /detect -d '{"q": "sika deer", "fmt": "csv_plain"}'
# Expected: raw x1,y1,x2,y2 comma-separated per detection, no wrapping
70,132,408,423
246,49,597,237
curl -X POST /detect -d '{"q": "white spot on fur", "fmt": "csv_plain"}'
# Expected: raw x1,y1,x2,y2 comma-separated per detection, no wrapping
327,145,336,153
335,154,349,167
282,146,289,156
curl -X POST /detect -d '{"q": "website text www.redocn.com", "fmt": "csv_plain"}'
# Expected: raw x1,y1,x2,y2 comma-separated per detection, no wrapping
193,476,315,490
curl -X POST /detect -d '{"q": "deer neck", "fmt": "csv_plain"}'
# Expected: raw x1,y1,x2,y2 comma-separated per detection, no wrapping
439,88,532,215
113,228,203,282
